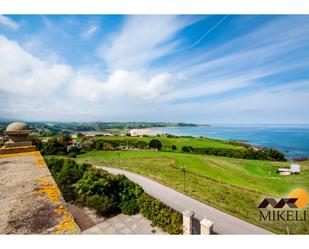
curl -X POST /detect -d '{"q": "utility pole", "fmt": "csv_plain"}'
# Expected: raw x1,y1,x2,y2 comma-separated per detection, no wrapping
180,166,186,193
117,151,121,168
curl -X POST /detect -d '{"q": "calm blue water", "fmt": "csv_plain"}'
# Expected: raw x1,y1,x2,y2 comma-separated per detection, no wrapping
151,125,309,159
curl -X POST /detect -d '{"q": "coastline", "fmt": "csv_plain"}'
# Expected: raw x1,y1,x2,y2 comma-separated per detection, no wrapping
148,126,309,160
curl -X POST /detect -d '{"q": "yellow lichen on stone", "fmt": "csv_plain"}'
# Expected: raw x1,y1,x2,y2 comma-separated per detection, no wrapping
0,151,37,159
34,153,47,168
34,177,79,234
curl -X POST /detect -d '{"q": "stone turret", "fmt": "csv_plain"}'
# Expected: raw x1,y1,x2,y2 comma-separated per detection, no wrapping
0,122,36,154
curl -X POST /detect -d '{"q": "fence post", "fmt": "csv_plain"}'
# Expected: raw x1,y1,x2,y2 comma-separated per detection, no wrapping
182,209,194,235
200,218,214,235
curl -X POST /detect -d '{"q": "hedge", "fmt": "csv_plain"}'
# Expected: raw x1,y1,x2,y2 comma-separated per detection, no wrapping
192,147,286,161
46,158,183,234
138,192,183,234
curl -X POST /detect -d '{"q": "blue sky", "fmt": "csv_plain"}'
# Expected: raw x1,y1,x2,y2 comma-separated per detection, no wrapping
0,15,309,123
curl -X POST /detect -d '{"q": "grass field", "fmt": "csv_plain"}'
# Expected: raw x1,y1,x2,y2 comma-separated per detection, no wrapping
91,135,245,152
74,150,309,234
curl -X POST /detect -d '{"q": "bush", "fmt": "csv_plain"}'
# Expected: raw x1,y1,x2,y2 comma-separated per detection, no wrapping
76,169,118,197
103,142,114,150
45,158,90,201
117,175,144,215
41,138,66,155
82,194,117,216
192,147,286,161
172,145,177,150
148,139,162,150
136,140,148,148
81,139,94,151
119,199,140,215
95,141,104,150
138,193,182,234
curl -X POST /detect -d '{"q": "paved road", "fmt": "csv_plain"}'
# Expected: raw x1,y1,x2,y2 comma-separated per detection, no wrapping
96,166,273,235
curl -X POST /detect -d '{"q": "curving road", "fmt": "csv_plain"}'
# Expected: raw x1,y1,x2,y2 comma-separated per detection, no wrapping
95,166,273,234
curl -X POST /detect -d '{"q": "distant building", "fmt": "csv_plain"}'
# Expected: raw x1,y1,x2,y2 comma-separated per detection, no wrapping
278,168,292,176
290,164,301,174
278,164,301,175
67,140,81,152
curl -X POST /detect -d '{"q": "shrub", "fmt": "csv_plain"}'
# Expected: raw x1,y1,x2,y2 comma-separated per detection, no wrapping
182,146,189,152
82,194,118,216
41,138,66,155
103,142,114,150
117,175,144,215
119,199,140,215
95,141,104,150
172,145,177,150
136,140,148,148
148,139,162,150
81,139,94,151
45,158,90,201
192,147,286,161
138,193,182,234
76,169,118,197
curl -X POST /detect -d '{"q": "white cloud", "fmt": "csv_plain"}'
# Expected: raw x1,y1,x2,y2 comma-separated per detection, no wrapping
0,35,73,97
1,16,309,123
97,16,191,70
69,70,173,103
0,15,19,30
81,24,98,39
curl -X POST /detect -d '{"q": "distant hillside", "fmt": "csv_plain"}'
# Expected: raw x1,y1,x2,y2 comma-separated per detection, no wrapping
4,121,202,136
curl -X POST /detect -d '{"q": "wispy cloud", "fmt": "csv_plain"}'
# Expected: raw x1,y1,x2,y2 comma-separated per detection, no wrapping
0,15,19,30
1,15,309,122
81,24,98,40
97,15,195,70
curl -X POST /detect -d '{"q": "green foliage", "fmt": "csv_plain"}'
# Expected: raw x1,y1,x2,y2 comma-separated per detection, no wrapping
45,158,90,201
46,158,184,233
29,135,43,150
81,139,94,151
119,199,140,215
117,175,144,215
148,139,162,150
103,142,114,150
193,147,286,161
136,140,148,148
41,137,66,155
95,141,104,150
81,194,118,216
172,145,177,150
76,169,118,197
138,193,182,234
181,146,193,152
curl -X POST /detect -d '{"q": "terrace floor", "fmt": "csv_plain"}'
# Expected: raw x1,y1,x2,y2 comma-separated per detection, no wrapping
82,213,167,235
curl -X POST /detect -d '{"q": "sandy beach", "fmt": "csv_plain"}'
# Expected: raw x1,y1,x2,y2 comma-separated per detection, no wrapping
129,128,165,136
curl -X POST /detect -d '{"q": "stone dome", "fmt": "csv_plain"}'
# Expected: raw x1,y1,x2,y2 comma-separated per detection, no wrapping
6,122,29,132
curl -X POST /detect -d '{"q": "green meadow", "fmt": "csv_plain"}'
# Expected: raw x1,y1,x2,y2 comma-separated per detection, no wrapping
75,147,309,234
90,135,245,151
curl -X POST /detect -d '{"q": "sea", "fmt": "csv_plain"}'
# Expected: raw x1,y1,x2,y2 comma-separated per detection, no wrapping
151,124,309,159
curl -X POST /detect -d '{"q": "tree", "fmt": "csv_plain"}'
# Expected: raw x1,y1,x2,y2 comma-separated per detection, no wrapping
136,140,148,148
148,139,162,150
58,133,72,146
182,146,189,152
29,135,43,150
41,138,65,155
81,139,94,151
